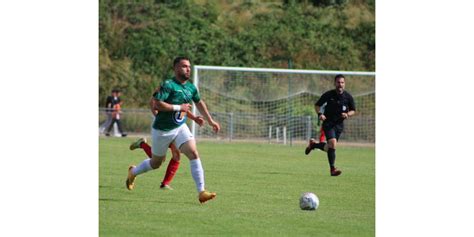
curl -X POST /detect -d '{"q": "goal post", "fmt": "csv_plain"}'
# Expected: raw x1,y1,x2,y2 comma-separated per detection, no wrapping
192,65,375,145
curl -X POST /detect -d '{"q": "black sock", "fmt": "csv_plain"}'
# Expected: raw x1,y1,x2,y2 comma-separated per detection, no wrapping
327,148,336,168
315,142,326,151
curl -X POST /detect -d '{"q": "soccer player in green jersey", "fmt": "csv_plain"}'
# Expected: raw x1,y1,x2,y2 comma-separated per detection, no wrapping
128,94,205,190
125,56,220,203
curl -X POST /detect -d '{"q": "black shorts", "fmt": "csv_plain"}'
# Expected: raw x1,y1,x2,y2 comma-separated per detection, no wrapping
322,121,344,141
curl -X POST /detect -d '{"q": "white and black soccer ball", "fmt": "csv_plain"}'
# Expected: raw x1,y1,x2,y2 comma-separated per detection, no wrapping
299,192,319,210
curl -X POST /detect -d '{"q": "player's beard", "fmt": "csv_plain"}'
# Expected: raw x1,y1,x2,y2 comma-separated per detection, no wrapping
177,72,190,82
183,73,190,81
181,72,190,81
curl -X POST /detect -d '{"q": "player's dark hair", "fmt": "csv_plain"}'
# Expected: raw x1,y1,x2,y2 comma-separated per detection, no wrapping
334,74,345,81
112,89,120,93
173,56,191,67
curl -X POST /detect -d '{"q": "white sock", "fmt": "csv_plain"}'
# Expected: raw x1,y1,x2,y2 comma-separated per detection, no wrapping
132,158,153,176
190,158,205,193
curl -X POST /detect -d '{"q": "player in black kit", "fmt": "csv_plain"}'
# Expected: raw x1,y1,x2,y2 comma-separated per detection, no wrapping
305,74,356,176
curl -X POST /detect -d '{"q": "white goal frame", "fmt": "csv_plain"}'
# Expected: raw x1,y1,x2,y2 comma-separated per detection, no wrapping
192,65,375,143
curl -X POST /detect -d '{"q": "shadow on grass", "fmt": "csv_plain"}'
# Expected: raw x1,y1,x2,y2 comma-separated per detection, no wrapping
99,198,195,205
258,171,297,175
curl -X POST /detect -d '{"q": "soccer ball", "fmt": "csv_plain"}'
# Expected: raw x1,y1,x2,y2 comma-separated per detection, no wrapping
299,192,319,210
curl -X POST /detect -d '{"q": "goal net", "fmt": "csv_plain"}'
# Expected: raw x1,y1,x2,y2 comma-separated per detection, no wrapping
192,65,375,145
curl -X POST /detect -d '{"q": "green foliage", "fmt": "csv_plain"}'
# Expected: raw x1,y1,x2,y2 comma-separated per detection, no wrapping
99,0,375,107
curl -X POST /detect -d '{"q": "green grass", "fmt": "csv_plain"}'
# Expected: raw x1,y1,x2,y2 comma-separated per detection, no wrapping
99,137,375,236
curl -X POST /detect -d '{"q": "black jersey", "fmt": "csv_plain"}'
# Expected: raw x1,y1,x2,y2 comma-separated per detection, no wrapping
315,89,355,124
105,96,121,112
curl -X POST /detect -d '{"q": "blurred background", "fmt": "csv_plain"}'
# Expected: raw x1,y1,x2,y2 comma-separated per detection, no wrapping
98,0,375,143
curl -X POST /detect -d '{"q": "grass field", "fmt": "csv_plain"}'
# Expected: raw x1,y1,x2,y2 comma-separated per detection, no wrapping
99,137,375,236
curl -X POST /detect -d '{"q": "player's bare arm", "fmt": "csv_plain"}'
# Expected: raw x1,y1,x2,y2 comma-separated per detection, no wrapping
341,110,355,119
187,111,205,127
315,105,326,121
154,99,192,112
195,100,220,133
149,97,159,116
150,87,161,116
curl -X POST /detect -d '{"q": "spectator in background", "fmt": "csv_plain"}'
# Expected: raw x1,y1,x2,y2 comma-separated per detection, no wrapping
105,89,127,137
100,89,115,134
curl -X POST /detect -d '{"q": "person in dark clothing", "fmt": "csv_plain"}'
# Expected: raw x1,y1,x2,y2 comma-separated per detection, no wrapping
105,89,127,137
101,89,115,132
305,74,355,176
